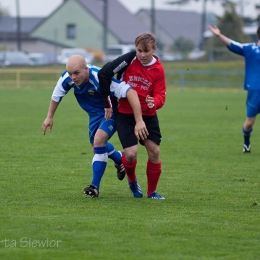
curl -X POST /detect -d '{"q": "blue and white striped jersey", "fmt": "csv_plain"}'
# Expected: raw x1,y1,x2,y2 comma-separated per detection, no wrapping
52,64,131,116
228,41,260,91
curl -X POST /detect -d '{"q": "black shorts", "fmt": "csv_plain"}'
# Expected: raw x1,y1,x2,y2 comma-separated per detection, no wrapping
116,112,162,149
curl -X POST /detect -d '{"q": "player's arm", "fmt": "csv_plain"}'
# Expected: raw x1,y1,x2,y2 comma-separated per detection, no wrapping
208,25,245,56
98,51,136,109
110,79,148,140
208,25,232,46
42,99,59,135
127,89,148,140
42,73,69,135
146,68,166,112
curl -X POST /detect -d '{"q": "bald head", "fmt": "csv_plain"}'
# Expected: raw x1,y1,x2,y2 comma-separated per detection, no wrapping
66,55,89,86
66,55,86,71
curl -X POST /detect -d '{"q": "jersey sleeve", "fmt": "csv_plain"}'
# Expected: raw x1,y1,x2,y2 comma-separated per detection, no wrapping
98,51,136,108
227,41,248,56
153,66,166,111
110,79,132,99
51,71,72,102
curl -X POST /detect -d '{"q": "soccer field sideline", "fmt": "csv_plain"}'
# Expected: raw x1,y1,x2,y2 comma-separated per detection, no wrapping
0,60,245,90
0,87,259,259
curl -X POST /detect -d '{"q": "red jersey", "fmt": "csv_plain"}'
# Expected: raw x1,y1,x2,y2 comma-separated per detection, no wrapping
118,56,166,116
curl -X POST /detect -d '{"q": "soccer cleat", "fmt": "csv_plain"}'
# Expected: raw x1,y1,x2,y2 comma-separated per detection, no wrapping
83,184,99,198
128,181,143,198
243,144,251,153
147,191,165,200
114,151,126,181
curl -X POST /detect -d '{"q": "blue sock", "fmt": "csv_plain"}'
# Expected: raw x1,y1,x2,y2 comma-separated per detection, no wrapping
106,142,122,165
242,127,252,146
91,146,108,189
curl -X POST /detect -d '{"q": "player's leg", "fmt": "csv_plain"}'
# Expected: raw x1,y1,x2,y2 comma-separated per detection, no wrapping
98,117,126,180
92,129,110,186
117,113,142,198
84,116,114,197
142,115,164,200
242,118,254,153
123,145,138,181
84,128,108,197
105,142,125,180
242,91,259,153
143,139,164,200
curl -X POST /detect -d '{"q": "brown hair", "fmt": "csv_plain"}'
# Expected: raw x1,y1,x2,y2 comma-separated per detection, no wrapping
135,33,156,51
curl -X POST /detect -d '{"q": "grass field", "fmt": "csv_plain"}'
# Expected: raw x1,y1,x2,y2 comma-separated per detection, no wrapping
1,66,260,259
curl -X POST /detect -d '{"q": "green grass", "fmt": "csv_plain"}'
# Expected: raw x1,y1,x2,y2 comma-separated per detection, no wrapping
1,70,260,259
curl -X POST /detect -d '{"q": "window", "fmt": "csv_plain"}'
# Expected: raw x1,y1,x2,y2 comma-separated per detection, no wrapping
66,24,76,39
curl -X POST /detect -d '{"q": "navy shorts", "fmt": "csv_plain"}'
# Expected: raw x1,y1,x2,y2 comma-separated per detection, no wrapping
88,114,116,144
246,91,260,117
116,112,162,149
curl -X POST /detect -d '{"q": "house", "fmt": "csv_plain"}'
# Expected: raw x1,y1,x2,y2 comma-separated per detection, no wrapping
0,0,151,57
136,9,217,51
0,0,216,57
0,16,68,56
30,0,150,55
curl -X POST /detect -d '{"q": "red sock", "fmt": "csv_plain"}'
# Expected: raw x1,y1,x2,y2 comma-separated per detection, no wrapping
146,160,162,196
122,154,137,182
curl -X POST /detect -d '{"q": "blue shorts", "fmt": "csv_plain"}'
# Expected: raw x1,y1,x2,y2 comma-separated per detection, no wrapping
246,91,260,117
88,114,116,144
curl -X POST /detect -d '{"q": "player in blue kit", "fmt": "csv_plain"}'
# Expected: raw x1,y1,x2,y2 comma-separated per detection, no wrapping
208,25,260,153
42,55,143,197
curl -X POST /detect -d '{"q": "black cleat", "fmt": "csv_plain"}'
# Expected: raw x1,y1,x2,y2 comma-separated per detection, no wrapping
114,151,126,180
243,144,251,153
84,184,99,198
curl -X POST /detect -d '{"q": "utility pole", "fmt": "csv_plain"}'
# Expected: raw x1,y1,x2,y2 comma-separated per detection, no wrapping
151,0,156,34
200,0,207,50
103,0,108,53
240,0,244,18
166,0,208,50
16,0,21,51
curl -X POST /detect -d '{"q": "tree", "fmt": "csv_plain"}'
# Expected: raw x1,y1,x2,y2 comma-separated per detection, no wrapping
0,3,10,51
206,1,250,60
166,0,245,50
255,3,260,26
0,3,9,17
170,36,195,53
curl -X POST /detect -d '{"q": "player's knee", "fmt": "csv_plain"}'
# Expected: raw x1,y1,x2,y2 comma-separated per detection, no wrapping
149,148,160,161
125,151,137,162
93,136,106,147
244,119,255,129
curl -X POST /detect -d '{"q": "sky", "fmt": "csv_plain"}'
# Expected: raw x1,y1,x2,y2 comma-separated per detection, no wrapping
0,0,259,19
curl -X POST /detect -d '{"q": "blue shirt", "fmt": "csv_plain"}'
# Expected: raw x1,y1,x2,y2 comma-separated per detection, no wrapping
52,64,128,116
228,41,260,91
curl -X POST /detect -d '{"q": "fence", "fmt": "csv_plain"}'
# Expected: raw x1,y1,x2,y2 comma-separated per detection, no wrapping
0,68,61,89
166,69,244,89
0,68,244,89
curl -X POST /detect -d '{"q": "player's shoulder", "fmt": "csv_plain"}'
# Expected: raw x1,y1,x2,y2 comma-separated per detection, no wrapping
88,64,101,72
88,64,101,81
61,70,72,84
241,42,256,49
151,57,165,71
241,42,260,53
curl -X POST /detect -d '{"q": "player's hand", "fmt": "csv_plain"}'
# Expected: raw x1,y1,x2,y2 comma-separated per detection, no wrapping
208,25,220,36
134,120,149,140
104,107,113,121
42,118,53,135
146,95,155,109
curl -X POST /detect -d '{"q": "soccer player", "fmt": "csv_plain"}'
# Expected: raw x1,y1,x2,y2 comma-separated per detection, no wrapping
208,25,260,153
98,33,166,199
42,55,143,197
